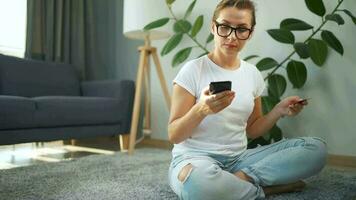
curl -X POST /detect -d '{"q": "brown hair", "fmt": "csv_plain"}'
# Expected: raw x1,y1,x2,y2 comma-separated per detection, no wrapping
212,0,256,27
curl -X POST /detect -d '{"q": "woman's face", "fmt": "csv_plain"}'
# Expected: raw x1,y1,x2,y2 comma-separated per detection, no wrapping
212,7,253,56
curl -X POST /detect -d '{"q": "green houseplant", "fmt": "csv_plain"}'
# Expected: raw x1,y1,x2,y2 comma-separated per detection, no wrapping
144,0,355,147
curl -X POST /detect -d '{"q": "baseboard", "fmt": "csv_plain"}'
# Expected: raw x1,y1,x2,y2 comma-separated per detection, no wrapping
140,138,356,168
327,154,356,168
139,138,173,150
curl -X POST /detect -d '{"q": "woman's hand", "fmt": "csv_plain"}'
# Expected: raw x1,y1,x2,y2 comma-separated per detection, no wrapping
275,96,308,117
198,87,235,116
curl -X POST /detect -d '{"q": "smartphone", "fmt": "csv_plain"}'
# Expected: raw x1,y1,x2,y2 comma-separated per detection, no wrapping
209,81,232,94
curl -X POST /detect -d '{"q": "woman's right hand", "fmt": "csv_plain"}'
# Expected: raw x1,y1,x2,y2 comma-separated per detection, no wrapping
198,87,235,116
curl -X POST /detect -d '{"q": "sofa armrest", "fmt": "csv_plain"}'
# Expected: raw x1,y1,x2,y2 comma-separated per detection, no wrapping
81,80,135,133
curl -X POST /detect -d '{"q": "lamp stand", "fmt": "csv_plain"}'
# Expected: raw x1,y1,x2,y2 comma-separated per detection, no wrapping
127,37,171,155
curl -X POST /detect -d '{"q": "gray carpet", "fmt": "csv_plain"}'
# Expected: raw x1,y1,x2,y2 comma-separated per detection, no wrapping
0,148,355,200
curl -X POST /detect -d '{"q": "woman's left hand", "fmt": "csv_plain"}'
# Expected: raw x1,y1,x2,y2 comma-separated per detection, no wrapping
275,96,308,117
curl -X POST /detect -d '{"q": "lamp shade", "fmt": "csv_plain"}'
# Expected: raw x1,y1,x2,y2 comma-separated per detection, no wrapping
123,0,170,41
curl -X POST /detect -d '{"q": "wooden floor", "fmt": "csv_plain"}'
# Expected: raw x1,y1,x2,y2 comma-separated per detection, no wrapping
0,136,171,170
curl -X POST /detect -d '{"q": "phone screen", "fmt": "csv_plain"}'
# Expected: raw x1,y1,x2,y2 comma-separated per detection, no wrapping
209,81,232,94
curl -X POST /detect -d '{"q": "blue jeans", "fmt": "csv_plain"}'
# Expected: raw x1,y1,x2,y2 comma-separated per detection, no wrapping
168,137,327,200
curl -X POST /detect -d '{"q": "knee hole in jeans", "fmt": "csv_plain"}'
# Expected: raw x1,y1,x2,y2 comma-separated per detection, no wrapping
178,163,193,183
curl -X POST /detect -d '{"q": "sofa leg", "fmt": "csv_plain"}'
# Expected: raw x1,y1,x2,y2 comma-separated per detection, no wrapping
119,134,130,152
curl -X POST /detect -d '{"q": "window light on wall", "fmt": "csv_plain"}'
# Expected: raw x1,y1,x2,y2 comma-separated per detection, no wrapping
0,0,27,58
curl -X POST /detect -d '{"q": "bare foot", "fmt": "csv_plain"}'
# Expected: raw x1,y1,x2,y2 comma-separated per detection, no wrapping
263,180,306,196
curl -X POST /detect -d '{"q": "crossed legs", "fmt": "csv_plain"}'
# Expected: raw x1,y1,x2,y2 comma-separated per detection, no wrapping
236,137,326,195
171,137,327,199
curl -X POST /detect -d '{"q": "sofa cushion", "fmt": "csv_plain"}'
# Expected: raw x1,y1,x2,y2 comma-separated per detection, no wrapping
0,54,80,97
33,96,122,128
0,95,36,130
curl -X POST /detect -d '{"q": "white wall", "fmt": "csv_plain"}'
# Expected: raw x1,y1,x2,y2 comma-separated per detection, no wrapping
0,0,27,57
148,0,356,156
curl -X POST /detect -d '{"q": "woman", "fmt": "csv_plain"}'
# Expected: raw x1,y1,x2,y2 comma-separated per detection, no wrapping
167,0,327,199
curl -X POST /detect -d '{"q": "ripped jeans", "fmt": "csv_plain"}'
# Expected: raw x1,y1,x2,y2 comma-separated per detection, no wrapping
168,137,327,200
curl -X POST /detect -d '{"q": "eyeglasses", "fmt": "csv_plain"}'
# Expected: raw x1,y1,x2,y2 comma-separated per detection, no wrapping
214,20,253,40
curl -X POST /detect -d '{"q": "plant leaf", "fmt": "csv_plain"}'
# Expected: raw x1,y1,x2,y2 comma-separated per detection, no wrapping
280,18,313,31
326,14,345,25
261,96,279,115
244,55,259,61
191,15,204,37
305,0,326,17
247,137,269,148
172,47,192,67
340,9,356,25
267,29,295,44
321,30,344,55
205,33,214,44
166,0,175,6
269,126,283,142
196,51,208,59
161,33,183,56
308,39,328,66
287,60,307,88
268,74,287,98
184,0,196,19
294,42,310,59
143,18,170,30
173,20,192,33
256,57,279,71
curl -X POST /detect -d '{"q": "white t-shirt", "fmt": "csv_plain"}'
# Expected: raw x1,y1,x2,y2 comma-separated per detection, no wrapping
172,55,266,157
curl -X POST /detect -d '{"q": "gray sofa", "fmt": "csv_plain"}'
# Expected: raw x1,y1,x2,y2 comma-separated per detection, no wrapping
0,54,134,146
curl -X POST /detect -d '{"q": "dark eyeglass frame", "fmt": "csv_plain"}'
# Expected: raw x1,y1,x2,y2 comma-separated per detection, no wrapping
214,20,253,40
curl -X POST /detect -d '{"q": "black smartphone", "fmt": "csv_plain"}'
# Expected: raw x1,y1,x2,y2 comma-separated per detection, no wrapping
209,81,232,94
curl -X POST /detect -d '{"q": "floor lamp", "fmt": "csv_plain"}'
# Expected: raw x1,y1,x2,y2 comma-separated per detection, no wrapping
123,0,171,155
